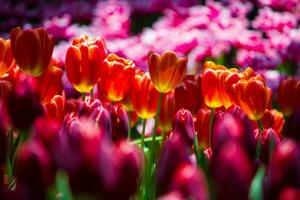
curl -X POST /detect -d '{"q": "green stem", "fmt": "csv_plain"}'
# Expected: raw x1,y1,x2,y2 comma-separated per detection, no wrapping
133,136,163,145
194,133,200,166
209,108,215,149
141,119,147,150
256,120,264,159
150,92,163,164
128,112,132,141
82,92,86,101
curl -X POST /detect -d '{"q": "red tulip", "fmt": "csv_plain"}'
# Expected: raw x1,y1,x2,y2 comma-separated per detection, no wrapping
148,50,187,93
110,105,129,141
132,73,160,119
175,74,203,115
0,38,15,77
44,95,65,122
277,77,300,117
10,27,54,76
195,108,211,148
65,35,107,93
172,109,195,146
98,54,135,102
35,66,63,104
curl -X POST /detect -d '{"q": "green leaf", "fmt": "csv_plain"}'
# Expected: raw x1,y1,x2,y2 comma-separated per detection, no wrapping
249,166,265,200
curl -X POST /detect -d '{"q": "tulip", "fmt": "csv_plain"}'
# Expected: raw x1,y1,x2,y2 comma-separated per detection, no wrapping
10,27,54,76
98,54,135,102
212,142,254,200
169,163,209,200
233,75,272,121
271,109,285,136
78,97,102,117
158,191,185,200
35,66,63,104
0,38,15,77
106,140,143,200
156,136,190,196
8,78,44,130
277,77,300,117
148,50,187,93
172,109,195,146
44,95,66,122
267,139,300,199
159,92,176,133
58,117,115,196
195,108,211,148
175,75,203,115
65,35,107,93
110,105,129,141
278,188,300,200
15,140,53,200
201,68,222,108
254,128,280,165
212,113,247,156
132,73,159,119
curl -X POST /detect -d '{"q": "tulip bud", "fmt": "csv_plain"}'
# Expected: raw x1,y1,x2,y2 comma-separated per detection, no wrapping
175,75,203,115
254,128,280,165
132,73,159,119
15,140,53,200
35,66,63,104
65,35,107,93
159,92,176,132
148,50,187,93
195,108,210,148
98,54,135,102
110,105,129,141
156,137,190,195
212,142,254,200
172,109,195,146
270,109,285,136
267,139,300,199
10,27,54,76
169,163,209,200
277,77,300,117
0,38,15,77
8,78,44,130
106,140,143,200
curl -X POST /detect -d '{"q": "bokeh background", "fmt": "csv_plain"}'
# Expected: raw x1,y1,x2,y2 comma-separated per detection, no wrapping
1,0,300,90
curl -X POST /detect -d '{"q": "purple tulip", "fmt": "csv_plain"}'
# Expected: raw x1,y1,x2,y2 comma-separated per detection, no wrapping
110,105,129,142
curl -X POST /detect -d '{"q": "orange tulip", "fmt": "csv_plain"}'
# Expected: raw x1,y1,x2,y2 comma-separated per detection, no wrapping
98,54,135,102
132,73,159,119
0,38,15,77
35,66,63,104
277,77,300,117
10,27,54,76
65,35,107,93
271,109,285,136
202,68,222,108
44,95,65,122
159,92,176,132
233,75,272,121
148,50,187,93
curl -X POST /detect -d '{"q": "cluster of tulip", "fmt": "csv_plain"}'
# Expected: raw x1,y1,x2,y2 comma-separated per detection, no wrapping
1,26,300,200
